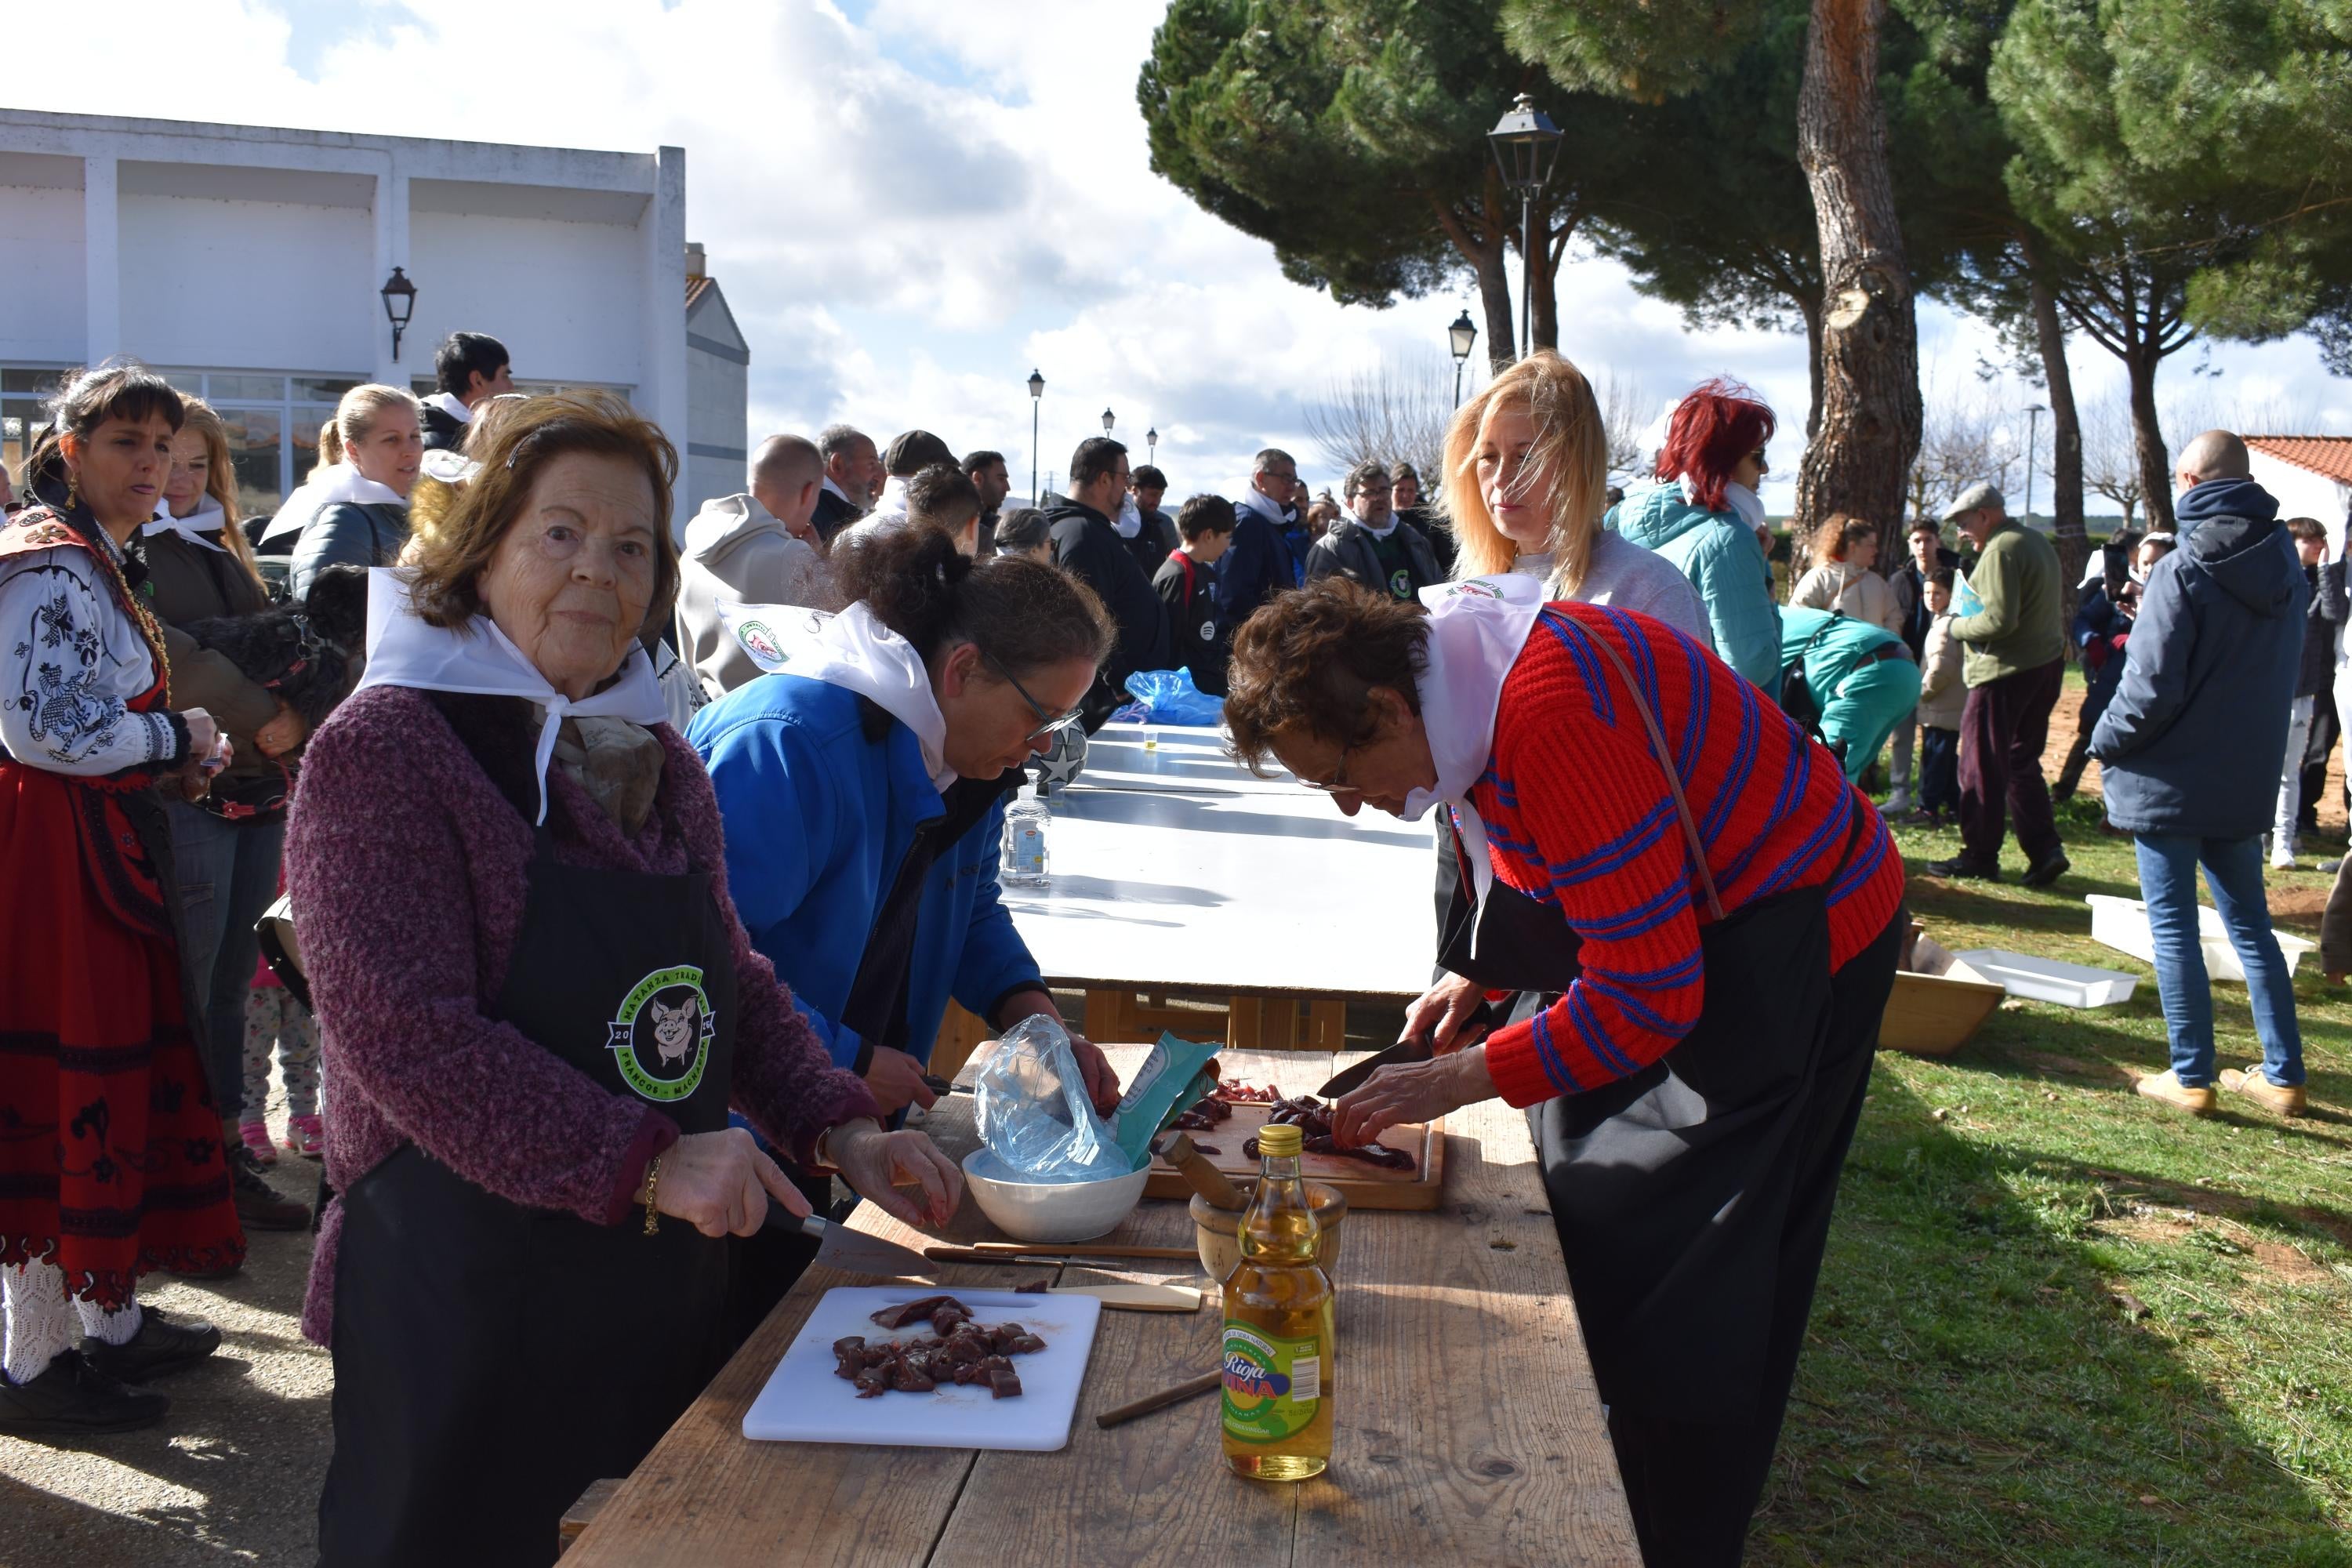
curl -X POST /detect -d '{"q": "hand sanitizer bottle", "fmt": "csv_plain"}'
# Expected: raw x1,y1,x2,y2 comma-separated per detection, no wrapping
1002,779,1050,887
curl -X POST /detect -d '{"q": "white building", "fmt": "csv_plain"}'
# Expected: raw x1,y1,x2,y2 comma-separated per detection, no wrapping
2246,437,2352,539
0,108,747,528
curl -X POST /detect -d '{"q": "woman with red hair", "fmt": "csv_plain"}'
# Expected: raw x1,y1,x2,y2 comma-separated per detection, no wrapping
1610,378,1784,695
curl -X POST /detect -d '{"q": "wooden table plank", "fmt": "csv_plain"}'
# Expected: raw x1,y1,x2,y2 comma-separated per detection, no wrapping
1292,1069,1639,1566
571,1046,1636,1566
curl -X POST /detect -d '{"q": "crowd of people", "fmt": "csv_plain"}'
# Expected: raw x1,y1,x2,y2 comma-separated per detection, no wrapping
0,327,2330,1564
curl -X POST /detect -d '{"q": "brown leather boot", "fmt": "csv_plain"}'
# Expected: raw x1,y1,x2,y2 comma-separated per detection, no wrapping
2220,1066,2308,1116
2136,1069,2217,1117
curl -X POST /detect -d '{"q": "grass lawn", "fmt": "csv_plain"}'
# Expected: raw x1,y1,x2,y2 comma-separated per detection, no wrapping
1754,793,2352,1566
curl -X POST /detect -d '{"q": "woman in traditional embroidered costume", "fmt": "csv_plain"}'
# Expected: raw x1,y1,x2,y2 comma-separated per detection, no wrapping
0,362,245,1436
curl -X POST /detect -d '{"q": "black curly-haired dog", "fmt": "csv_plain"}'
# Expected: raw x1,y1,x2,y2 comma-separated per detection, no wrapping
180,564,372,731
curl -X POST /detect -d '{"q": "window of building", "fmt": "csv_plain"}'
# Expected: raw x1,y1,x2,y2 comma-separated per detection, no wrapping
2,364,361,518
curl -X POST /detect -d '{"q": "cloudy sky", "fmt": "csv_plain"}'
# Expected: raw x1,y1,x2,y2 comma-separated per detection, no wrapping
15,0,2347,510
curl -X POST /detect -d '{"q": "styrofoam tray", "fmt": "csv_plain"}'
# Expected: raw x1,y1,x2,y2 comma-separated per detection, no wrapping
1954,948,2139,1007
742,1287,1102,1450
2085,893,2315,982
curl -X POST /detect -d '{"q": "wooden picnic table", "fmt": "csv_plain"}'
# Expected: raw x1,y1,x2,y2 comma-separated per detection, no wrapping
563,1046,1639,1567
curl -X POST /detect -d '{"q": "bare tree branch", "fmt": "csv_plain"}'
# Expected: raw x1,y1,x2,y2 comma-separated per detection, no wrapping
1301,354,1460,485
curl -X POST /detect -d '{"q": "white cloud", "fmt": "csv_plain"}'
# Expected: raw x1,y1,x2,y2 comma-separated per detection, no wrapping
13,0,2347,514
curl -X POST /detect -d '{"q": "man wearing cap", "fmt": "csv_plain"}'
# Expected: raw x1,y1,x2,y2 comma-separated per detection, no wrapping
1926,482,2070,886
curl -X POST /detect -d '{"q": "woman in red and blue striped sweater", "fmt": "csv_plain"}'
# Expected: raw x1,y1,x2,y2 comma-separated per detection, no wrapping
1226,573,1905,1567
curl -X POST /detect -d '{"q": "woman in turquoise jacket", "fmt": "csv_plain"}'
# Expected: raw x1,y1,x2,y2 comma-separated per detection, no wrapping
691,526,1122,1341
1609,378,1784,697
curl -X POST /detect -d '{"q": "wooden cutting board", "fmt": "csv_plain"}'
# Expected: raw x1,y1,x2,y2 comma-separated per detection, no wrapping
1142,1098,1446,1212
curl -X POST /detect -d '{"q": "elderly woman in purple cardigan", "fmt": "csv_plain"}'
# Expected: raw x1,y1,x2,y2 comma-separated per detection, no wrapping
285,393,963,1567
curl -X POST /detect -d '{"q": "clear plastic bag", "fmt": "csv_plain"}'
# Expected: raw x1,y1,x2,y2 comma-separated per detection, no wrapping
974,1015,1132,1181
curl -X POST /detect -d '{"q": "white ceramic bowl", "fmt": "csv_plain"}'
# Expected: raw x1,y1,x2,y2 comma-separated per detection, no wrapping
960,1149,1149,1243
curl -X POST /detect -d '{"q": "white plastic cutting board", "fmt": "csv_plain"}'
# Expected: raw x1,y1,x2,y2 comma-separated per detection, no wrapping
742,1287,1103,1451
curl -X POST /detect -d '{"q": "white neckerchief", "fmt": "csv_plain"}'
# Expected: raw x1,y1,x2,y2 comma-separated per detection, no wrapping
1358,514,1399,541
1236,485,1289,530
354,568,669,824
1115,495,1143,539
143,499,228,554
1402,574,1548,956
870,474,913,524
793,601,955,792
1677,474,1767,532
1510,549,1555,579
260,464,407,543
423,391,473,426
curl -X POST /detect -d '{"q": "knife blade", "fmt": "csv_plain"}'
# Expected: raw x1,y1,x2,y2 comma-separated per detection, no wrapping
782,1212,933,1277
1315,1034,1435,1099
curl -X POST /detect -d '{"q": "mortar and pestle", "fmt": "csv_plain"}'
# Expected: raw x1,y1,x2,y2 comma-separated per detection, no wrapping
1157,1133,1348,1284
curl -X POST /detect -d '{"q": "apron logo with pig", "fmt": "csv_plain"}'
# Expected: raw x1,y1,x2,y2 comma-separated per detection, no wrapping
604,966,716,1102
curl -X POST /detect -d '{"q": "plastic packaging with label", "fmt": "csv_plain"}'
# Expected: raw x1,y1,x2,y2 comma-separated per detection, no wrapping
975,1015,1131,1181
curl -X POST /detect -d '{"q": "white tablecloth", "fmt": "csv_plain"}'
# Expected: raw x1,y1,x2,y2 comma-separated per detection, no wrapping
1004,724,1437,997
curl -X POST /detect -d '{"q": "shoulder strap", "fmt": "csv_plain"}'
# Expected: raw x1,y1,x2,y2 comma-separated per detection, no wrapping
1580,619,1727,922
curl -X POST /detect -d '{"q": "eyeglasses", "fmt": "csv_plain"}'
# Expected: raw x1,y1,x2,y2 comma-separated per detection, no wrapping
984,651,1084,741
1298,743,1360,796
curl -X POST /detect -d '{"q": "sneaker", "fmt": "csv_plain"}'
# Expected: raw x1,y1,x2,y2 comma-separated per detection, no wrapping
2136,1069,2217,1117
238,1120,277,1167
79,1307,221,1384
0,1350,169,1436
2220,1065,2308,1117
1899,808,1944,828
2322,859,2345,876
285,1113,325,1160
229,1143,310,1232
1882,790,1914,817
2021,850,2072,888
1924,854,2000,880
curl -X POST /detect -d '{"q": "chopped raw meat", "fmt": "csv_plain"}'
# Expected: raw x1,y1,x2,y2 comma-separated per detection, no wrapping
1013,1279,1050,1295
1214,1080,1281,1104
1169,1095,1232,1131
869,1294,957,1330
833,1298,1047,1401
1240,1095,1419,1171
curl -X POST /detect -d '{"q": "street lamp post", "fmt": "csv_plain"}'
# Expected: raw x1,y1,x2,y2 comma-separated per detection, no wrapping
1487,94,1563,362
380,267,418,361
1448,309,1479,405
1102,408,1116,438
1146,426,1158,466
1027,368,1045,506
2025,402,2046,524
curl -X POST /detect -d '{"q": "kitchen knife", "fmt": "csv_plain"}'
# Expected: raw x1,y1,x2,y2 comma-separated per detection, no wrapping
782,1211,933,1277
1315,1034,1436,1099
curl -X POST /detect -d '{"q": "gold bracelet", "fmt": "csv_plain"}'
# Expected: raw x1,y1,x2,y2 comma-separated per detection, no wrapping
641,1153,662,1236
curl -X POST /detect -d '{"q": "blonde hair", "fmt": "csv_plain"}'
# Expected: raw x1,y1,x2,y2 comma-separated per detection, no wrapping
1438,350,1608,597
175,397,263,588
310,383,419,481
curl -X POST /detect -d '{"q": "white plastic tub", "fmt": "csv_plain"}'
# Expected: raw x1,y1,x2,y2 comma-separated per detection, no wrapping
2084,893,2315,982
1954,948,2140,1007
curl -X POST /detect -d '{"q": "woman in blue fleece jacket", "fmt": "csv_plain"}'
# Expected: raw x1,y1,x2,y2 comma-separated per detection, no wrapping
690,525,1123,1122
691,527,1124,1342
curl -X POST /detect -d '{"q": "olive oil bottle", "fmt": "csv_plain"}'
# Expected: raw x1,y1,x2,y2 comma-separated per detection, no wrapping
1220,1123,1334,1480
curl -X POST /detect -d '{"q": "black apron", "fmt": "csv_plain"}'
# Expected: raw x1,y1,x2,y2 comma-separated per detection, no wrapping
1438,627,1899,1567
318,820,739,1568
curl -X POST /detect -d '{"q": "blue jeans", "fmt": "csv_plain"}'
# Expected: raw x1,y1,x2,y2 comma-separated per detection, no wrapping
166,800,286,1126
2133,833,2304,1087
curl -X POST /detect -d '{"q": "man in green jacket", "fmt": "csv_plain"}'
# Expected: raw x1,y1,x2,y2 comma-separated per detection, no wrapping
1926,481,2070,886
